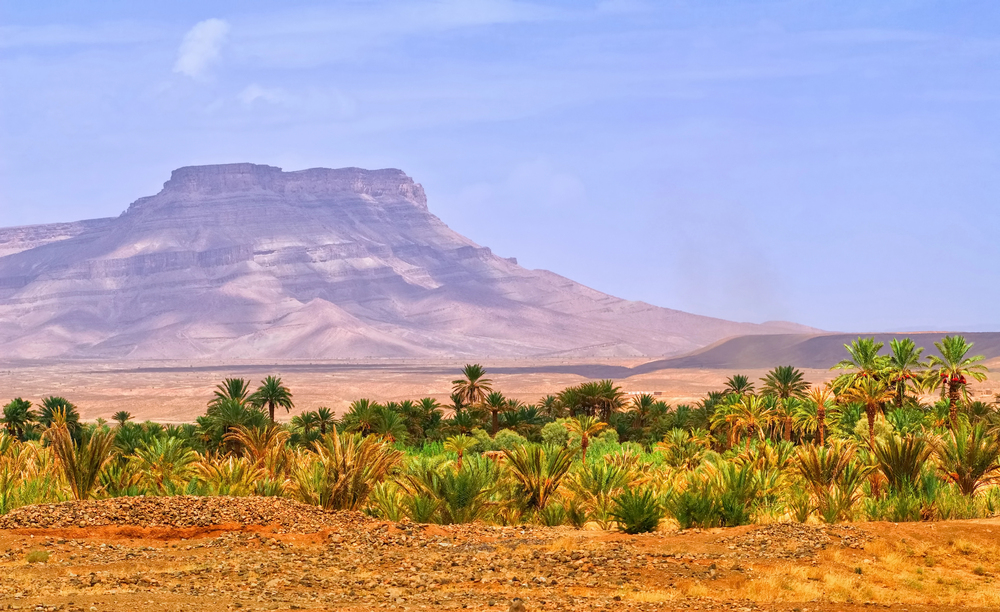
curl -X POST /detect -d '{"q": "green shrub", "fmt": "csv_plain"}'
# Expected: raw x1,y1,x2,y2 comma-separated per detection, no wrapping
25,549,49,564
541,421,570,447
566,500,589,529
666,476,721,529
492,429,529,451
469,428,493,452
538,502,567,527
610,488,663,534
404,493,441,524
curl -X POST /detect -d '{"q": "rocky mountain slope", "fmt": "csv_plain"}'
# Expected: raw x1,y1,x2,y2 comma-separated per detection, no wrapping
0,163,814,360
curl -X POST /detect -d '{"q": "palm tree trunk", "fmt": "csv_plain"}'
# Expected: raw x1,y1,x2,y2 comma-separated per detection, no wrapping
817,405,825,446
269,401,275,424
491,410,499,435
581,436,588,464
948,381,961,430
783,416,792,442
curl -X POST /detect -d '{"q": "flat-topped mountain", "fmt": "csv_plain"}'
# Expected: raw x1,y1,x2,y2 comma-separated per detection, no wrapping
0,163,816,360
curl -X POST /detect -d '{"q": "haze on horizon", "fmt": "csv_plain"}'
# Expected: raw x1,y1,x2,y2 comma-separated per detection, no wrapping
1,0,998,334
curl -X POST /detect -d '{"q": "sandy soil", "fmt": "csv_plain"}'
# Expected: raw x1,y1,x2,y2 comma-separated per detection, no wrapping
2,357,997,423
3,506,1000,611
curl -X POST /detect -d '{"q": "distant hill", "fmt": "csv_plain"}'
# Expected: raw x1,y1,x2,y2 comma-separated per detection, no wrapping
0,163,816,360
629,332,1000,374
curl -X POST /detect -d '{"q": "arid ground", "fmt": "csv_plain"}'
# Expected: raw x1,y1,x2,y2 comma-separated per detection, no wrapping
2,357,998,423
1,497,1000,611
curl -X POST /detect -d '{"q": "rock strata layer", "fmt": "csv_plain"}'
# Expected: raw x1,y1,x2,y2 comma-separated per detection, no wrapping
0,163,814,360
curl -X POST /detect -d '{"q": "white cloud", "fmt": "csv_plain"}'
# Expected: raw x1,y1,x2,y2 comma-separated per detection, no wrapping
173,18,230,79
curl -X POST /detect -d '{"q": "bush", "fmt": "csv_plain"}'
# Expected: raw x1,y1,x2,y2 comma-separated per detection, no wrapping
492,429,529,451
25,549,49,564
469,429,493,453
667,477,721,529
541,421,570,447
538,502,567,527
611,488,663,534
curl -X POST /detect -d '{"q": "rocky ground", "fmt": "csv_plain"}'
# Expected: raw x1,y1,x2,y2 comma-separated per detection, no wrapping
1,497,998,612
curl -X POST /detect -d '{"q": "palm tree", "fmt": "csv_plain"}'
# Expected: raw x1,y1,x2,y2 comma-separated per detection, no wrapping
628,393,657,430
250,375,294,424
503,444,575,512
886,338,926,408
111,411,133,427
452,364,493,407
38,397,81,435
45,422,116,500
806,386,835,446
840,377,894,447
315,407,336,435
483,391,508,435
2,398,35,440
537,395,563,419
729,394,774,442
724,374,755,396
925,335,988,430
211,378,251,407
341,399,379,436
936,424,1000,496
444,435,477,470
832,337,889,393
291,411,319,433
761,366,810,399
371,405,409,444
564,415,607,464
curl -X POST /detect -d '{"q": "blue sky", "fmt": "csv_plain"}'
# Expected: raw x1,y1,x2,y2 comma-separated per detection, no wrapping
1,1,998,332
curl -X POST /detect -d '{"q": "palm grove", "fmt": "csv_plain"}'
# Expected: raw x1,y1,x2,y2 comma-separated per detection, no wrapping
2,335,999,533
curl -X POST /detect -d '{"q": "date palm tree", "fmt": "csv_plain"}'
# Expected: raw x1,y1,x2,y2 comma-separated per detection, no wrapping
840,377,894,447
211,378,251,407
315,407,336,435
806,385,835,446
291,411,319,433
886,338,926,408
724,374,755,396
564,415,607,464
250,375,294,424
444,435,476,470
761,366,810,441
936,423,1000,496
452,364,493,407
45,419,116,500
38,397,81,436
730,394,774,442
925,335,988,430
2,398,35,440
484,391,508,435
503,444,574,512
832,337,889,394
111,411,133,427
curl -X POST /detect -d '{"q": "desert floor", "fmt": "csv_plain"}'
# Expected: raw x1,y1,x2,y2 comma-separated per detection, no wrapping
2,357,998,423
2,497,1000,611
0,358,844,423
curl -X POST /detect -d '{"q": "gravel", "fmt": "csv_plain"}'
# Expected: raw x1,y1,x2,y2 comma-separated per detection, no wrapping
0,496,370,533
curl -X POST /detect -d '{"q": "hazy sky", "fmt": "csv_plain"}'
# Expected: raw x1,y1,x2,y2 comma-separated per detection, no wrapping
2,1,998,333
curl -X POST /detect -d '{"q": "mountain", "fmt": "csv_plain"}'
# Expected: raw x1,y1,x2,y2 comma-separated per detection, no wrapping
0,163,816,360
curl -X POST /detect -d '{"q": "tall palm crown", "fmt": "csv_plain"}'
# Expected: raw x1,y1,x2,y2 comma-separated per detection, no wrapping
806,386,835,446
724,374,756,396
211,378,251,407
563,414,607,464
250,375,294,423
315,407,336,435
38,396,81,433
841,376,894,447
925,335,988,430
483,391,508,435
886,338,926,407
832,337,889,394
452,364,493,407
760,366,810,399
2,398,35,440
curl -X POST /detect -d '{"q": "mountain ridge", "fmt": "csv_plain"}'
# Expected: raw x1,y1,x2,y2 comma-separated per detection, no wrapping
0,163,817,360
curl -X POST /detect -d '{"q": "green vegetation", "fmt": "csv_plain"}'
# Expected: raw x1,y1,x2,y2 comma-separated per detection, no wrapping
1,336,1000,532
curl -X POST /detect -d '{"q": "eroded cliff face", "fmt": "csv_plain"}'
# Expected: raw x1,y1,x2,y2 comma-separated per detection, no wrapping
0,163,813,360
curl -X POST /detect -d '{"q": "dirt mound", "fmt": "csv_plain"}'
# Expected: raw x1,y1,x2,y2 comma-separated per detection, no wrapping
0,495,371,533
716,522,872,559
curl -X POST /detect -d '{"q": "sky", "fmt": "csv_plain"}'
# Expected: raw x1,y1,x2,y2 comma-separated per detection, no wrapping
1,0,998,333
